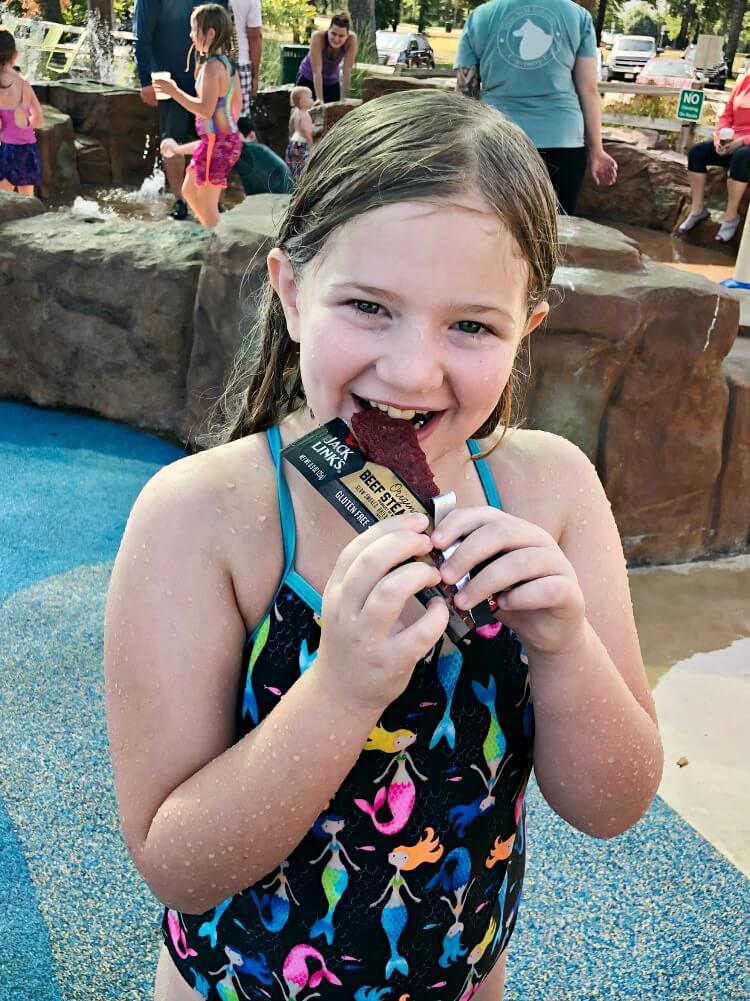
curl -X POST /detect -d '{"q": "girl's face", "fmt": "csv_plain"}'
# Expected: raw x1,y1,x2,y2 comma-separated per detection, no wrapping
328,25,349,48
190,18,215,53
270,196,548,480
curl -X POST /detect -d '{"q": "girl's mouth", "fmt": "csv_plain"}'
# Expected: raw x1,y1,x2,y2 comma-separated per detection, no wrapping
352,396,443,437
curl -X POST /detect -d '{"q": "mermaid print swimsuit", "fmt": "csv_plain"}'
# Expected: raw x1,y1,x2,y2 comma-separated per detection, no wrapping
162,426,534,1000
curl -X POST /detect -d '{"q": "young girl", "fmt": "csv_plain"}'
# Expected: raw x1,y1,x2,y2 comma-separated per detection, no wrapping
285,85,315,181
105,90,663,1001
152,4,241,228
0,28,43,197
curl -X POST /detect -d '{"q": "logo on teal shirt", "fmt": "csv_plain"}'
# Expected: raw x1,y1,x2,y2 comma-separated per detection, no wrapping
496,6,562,70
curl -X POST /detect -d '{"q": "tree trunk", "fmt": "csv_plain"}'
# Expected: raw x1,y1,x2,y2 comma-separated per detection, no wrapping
89,0,114,29
37,0,64,22
726,0,748,75
348,0,376,60
676,2,695,49
418,0,430,33
594,0,608,44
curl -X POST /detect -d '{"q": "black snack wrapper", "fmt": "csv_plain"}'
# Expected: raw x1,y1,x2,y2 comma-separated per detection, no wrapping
282,419,498,644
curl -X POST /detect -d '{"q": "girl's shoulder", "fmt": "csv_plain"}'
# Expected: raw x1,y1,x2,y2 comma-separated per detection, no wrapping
481,427,598,541
125,433,284,633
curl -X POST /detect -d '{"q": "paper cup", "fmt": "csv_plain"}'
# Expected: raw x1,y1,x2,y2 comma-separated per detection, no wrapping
151,71,172,100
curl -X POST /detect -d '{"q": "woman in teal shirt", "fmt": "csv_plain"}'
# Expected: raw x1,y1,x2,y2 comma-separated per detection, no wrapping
455,0,617,213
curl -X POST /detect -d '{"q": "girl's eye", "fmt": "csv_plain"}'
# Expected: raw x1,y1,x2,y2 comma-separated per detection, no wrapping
454,320,493,336
352,300,382,316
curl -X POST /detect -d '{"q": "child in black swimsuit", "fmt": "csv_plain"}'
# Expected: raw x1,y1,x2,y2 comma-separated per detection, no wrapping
105,90,662,1001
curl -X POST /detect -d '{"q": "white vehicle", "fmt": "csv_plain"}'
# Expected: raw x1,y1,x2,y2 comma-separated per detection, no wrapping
607,35,657,81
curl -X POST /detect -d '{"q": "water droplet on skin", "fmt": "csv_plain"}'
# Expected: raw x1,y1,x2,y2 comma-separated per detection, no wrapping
225,481,236,490
258,514,267,522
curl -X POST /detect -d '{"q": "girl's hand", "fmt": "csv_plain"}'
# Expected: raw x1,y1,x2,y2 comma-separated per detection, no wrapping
317,513,449,710
152,77,177,99
160,137,179,158
431,508,586,659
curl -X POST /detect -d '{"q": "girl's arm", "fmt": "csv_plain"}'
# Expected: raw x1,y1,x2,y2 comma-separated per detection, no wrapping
310,32,325,103
106,450,445,914
232,70,242,122
435,433,663,840
24,79,44,128
153,60,221,119
340,32,358,99
523,441,662,837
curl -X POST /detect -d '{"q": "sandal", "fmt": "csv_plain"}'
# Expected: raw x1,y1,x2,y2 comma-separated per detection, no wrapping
676,208,709,235
716,216,741,243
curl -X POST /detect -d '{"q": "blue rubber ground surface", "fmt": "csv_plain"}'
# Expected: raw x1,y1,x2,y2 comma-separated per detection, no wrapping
1,401,748,1001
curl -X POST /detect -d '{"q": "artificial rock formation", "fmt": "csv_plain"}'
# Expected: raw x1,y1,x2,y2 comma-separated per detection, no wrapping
35,104,79,200
577,136,691,232
35,81,158,187
0,201,744,563
0,212,209,433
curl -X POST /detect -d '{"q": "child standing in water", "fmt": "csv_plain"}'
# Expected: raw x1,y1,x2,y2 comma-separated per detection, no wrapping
152,4,241,227
285,85,314,181
105,90,663,1001
0,28,43,197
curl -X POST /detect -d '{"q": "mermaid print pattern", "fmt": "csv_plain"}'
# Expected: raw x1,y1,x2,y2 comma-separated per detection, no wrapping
161,586,533,1000
309,815,360,945
249,861,300,933
354,725,427,835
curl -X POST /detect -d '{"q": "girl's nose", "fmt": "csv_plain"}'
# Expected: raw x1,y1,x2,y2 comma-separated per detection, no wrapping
375,325,444,394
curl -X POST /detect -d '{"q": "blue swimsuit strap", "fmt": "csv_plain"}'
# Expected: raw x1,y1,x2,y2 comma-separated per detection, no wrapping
257,427,503,631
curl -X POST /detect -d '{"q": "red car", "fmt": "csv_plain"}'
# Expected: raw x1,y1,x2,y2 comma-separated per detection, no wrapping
636,58,700,88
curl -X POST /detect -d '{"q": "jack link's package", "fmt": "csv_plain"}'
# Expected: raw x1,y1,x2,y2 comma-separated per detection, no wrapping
281,412,500,644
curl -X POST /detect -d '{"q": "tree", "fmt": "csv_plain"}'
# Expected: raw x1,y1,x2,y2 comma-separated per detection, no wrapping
38,0,64,21
375,0,401,30
622,1,660,38
348,0,376,61
725,0,747,71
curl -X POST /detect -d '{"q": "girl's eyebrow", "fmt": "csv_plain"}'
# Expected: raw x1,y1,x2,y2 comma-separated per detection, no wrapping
330,282,516,321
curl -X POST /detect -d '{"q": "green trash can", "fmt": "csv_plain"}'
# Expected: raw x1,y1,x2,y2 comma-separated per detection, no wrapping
281,44,309,85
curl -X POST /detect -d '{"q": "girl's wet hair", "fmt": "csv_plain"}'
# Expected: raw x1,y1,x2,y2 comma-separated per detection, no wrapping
187,2,235,70
209,90,559,447
0,28,17,77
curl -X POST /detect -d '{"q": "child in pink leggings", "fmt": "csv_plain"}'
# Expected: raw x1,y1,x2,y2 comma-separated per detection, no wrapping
153,4,241,227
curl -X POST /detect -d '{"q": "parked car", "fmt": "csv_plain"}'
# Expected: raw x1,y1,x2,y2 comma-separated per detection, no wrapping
683,43,727,90
636,57,700,88
376,30,435,69
607,34,657,81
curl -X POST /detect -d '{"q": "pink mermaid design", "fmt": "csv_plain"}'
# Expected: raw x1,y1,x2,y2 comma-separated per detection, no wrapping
273,943,342,1000
355,724,427,835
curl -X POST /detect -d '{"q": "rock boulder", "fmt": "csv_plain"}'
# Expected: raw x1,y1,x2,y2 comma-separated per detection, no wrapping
35,104,79,200
0,212,209,434
577,138,690,232
253,87,295,159
187,195,287,442
0,190,46,223
44,83,158,187
712,338,750,552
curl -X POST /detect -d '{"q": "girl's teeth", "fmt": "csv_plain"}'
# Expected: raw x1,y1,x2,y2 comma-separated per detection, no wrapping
369,401,417,420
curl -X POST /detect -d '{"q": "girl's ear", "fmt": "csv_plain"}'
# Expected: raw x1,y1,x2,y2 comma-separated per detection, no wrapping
522,300,549,340
267,249,302,343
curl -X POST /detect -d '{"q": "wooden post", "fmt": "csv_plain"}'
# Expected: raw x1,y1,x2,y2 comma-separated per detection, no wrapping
677,121,696,154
